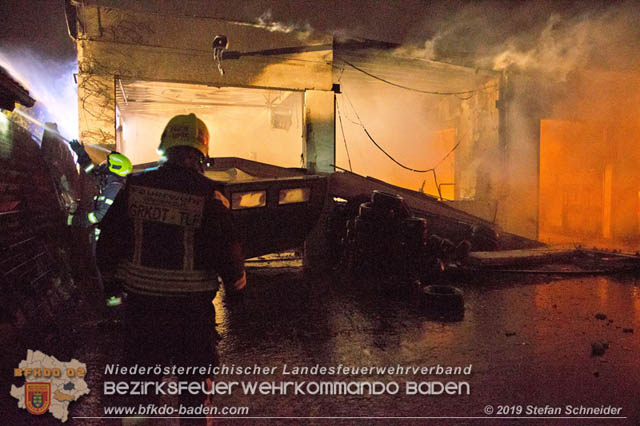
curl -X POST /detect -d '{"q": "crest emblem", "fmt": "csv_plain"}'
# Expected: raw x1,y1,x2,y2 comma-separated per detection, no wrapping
25,382,51,415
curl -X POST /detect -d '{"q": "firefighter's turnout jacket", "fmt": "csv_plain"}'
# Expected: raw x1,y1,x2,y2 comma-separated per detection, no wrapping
90,173,124,225
96,163,244,300
69,170,125,228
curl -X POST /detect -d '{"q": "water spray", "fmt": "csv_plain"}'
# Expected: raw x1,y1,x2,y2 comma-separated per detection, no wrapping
14,108,64,138
13,108,111,153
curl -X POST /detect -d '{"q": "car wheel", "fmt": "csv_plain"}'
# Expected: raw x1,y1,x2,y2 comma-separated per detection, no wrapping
422,285,464,312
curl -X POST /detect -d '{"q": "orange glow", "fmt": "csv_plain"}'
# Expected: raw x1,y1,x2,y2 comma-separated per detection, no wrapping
379,128,456,198
334,60,497,201
539,120,603,242
432,129,456,200
603,165,612,239
539,70,640,249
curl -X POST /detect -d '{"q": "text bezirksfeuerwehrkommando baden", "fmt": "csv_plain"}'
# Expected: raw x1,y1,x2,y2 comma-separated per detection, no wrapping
104,364,473,396
104,363,473,377
104,379,471,396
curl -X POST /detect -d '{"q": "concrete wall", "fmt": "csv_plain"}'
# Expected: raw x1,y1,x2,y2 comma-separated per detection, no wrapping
452,81,501,202
304,90,335,173
73,5,335,171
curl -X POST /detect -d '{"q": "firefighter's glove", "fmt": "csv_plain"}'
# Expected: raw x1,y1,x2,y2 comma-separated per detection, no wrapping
69,139,85,155
70,139,92,169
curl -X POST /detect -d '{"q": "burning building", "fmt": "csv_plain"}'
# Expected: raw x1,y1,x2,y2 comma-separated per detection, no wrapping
68,3,334,173
1,3,640,423
65,2,640,248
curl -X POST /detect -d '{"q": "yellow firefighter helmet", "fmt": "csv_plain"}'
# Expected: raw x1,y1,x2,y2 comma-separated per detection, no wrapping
107,152,132,177
158,113,209,157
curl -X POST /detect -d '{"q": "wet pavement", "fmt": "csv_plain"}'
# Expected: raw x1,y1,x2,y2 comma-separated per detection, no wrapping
4,266,640,425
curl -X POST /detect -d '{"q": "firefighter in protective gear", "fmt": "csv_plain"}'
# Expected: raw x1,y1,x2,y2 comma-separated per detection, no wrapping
68,140,133,228
95,113,246,367
67,142,132,309
90,152,132,225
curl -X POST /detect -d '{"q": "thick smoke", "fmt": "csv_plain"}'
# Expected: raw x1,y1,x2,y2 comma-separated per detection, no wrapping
398,1,640,243
398,1,640,77
334,1,640,243
5,0,639,243
0,47,78,140
485,7,640,78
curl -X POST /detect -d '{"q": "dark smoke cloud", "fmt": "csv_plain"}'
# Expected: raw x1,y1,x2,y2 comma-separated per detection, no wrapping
401,0,640,76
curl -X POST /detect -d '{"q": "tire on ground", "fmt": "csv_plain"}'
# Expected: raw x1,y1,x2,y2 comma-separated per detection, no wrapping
422,285,464,312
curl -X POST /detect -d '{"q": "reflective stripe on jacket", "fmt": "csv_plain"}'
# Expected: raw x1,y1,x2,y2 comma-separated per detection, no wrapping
92,175,124,223
70,173,124,227
118,261,220,296
96,163,244,298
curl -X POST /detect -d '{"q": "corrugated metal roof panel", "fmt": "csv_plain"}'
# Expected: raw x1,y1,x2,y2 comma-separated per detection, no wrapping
0,66,35,110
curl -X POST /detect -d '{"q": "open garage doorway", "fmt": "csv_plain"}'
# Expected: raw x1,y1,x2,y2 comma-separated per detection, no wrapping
115,79,305,167
539,119,640,248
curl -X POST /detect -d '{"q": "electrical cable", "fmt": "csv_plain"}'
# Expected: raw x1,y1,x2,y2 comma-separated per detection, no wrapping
337,57,497,96
342,90,475,200
342,91,435,173
434,138,462,170
342,91,462,178
333,63,346,83
335,97,353,172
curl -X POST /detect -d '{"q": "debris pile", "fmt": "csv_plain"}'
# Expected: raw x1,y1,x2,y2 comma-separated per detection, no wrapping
333,190,472,282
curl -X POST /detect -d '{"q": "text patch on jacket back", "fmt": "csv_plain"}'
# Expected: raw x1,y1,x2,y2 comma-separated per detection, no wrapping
128,185,204,227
